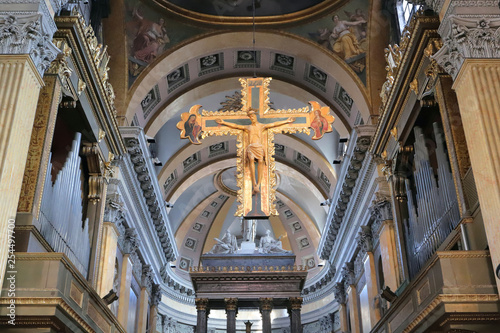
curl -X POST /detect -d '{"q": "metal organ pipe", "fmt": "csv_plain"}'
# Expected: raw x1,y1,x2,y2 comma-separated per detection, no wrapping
404,124,460,278
40,132,91,277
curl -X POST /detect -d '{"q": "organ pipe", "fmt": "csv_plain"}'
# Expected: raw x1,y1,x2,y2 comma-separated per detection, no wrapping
404,124,460,278
40,132,91,277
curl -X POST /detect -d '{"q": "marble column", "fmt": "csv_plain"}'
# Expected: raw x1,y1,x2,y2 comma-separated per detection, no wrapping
378,219,400,293
117,254,133,327
137,287,150,333
150,284,162,333
137,265,154,332
96,222,119,297
225,298,238,333
333,283,348,333
288,297,303,333
358,226,381,328
432,3,500,294
347,285,361,333
195,298,209,333
117,229,139,328
342,263,360,333
371,199,400,294
259,297,273,333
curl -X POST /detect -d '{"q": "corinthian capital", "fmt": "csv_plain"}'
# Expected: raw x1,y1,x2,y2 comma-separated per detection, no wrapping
0,13,59,76
333,282,346,305
122,228,139,254
433,15,500,78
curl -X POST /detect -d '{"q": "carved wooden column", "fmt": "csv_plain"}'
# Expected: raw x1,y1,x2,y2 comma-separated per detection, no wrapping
288,297,303,333
333,282,348,333
16,40,71,228
259,297,273,333
195,298,209,333
343,263,361,333
225,298,238,333
117,228,139,327
432,2,500,294
82,143,109,287
386,168,411,283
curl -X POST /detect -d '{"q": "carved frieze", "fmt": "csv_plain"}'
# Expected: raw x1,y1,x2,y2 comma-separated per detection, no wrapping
320,128,374,260
125,137,175,262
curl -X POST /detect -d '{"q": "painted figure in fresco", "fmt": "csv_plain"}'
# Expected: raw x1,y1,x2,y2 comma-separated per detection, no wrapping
183,114,202,144
329,14,366,60
259,229,290,254
130,7,170,63
216,109,295,195
345,8,367,40
208,230,238,254
310,109,329,140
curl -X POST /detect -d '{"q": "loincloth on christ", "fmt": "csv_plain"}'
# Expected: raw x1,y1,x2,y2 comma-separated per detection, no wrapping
246,143,266,164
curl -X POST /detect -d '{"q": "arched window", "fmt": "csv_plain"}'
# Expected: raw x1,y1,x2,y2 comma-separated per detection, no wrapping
396,0,420,33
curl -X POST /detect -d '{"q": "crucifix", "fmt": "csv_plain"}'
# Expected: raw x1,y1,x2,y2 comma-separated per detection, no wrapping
177,77,334,218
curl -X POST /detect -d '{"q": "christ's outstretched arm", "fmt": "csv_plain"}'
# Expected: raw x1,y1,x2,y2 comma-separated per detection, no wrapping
216,119,247,131
263,117,295,129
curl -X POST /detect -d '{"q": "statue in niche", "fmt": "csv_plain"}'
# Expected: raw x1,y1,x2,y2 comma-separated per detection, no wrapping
259,229,291,254
207,230,238,254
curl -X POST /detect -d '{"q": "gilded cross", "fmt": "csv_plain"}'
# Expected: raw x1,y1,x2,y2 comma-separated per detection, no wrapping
177,77,334,218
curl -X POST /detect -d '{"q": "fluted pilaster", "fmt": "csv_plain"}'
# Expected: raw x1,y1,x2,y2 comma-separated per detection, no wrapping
0,55,43,290
453,59,500,295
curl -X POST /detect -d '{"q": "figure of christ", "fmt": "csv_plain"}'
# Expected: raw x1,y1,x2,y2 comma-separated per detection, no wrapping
216,109,295,195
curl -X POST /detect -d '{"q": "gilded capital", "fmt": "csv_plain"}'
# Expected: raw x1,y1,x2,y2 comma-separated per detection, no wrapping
224,298,238,311
259,298,273,312
195,298,209,311
288,297,303,310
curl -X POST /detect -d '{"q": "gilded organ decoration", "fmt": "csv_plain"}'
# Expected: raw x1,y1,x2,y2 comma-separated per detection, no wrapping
176,77,334,217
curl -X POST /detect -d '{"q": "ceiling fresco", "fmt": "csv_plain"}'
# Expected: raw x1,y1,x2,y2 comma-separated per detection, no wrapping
125,0,208,85
165,0,326,17
287,0,369,84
